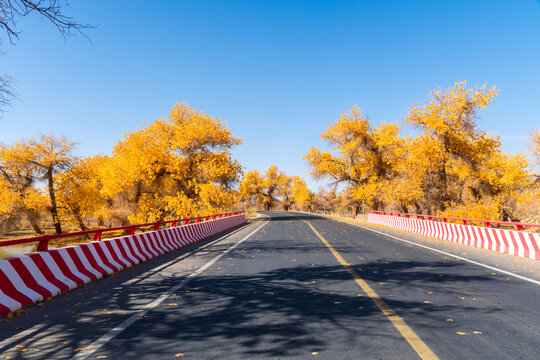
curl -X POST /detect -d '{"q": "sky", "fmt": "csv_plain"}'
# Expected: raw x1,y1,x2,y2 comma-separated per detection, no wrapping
0,0,539,190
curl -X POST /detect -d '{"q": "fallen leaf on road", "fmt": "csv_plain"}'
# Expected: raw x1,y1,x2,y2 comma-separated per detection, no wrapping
473,331,483,334
97,356,107,359
15,327,24,330
175,353,184,357
74,348,84,352
456,332,468,335
312,352,319,355
423,301,432,304
168,303,178,306
446,319,453,321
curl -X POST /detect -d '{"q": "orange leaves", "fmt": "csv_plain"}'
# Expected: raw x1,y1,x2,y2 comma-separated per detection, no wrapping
239,166,294,210
306,81,535,219
95,102,243,222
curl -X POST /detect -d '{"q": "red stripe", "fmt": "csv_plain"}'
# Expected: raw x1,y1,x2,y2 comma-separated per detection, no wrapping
123,237,144,263
507,231,520,257
142,233,160,257
527,234,540,260
0,269,33,307
7,258,52,298
165,228,180,249
49,250,86,285
132,235,151,261
515,232,530,259
137,234,155,259
162,229,177,250
0,303,11,315
79,244,109,276
103,240,129,268
65,247,99,280
28,253,70,292
149,232,167,254
109,239,136,267
92,243,120,273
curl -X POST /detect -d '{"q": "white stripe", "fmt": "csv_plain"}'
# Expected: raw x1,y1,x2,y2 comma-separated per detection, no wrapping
134,235,154,259
117,237,140,265
338,217,540,286
72,247,103,279
19,256,61,296
147,232,166,254
84,244,114,275
38,252,78,289
140,234,159,257
0,288,22,312
157,231,174,252
0,261,43,301
153,231,171,253
96,242,124,270
56,249,92,284
107,240,131,268
124,236,146,262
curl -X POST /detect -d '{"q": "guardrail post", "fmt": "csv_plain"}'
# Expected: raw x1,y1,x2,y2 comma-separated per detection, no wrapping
172,221,177,227
153,222,161,231
128,226,136,235
93,231,103,241
515,224,523,231
36,237,50,252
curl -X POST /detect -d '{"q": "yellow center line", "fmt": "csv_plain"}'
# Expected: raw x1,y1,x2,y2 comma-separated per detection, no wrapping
304,220,439,360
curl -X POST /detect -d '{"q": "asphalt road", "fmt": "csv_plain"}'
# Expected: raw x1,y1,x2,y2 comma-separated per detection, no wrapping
1,211,539,359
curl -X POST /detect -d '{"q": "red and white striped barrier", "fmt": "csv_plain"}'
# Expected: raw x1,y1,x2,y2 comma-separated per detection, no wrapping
367,213,540,260
0,214,246,315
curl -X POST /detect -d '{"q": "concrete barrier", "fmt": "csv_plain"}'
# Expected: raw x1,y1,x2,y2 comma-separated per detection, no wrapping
0,214,246,315
368,213,540,260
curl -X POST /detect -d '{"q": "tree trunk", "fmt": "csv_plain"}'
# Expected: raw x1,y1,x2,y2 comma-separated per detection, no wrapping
46,167,62,234
25,211,44,235
72,208,88,231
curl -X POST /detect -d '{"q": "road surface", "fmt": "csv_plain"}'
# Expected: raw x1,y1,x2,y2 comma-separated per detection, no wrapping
1,211,539,359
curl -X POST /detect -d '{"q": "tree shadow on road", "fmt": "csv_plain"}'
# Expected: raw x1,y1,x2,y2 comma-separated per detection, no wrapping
106,260,500,359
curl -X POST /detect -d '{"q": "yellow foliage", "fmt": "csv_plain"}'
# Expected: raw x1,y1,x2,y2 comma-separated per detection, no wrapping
290,176,312,210
306,82,535,220
239,166,303,210
100,102,243,223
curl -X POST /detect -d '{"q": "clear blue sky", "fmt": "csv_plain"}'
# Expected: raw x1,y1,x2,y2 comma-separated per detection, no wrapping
1,0,539,190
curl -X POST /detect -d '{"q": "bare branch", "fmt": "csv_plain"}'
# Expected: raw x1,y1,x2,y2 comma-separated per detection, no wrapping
0,0,93,43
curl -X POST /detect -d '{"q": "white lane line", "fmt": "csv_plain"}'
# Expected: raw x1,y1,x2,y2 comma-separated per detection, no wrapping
0,323,48,350
120,223,251,287
74,216,269,360
0,223,253,351
331,218,540,286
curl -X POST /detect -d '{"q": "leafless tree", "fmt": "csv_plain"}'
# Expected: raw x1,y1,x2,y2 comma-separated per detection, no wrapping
0,0,91,115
